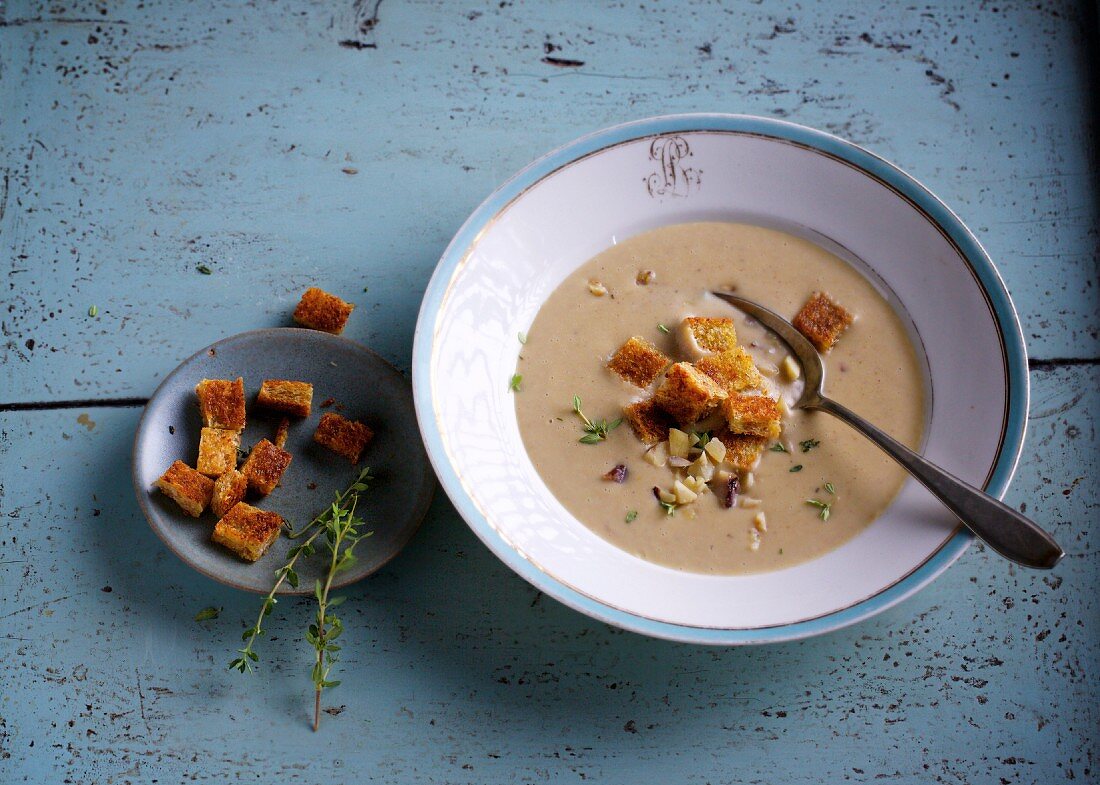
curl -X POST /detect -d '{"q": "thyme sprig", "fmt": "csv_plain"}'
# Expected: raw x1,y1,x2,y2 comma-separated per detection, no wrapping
572,395,622,444
307,484,372,731
806,498,832,521
229,467,373,732
230,530,323,676
285,467,370,538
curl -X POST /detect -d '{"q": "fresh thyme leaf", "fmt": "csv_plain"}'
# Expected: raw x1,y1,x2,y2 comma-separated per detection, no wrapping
806,498,832,521
770,442,788,453
509,373,523,392
194,606,220,622
571,396,618,443
625,510,638,523
660,500,677,516
87,305,98,318
518,331,527,344
799,438,821,453
196,264,213,275
789,464,803,472
657,323,670,334
693,431,712,448
824,482,836,495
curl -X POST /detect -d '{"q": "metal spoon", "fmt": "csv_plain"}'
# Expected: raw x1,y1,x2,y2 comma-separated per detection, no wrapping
712,291,1064,570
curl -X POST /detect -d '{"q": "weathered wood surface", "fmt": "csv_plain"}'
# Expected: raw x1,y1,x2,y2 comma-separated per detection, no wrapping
1,0,1097,783
1,0,1096,404
0,366,1096,783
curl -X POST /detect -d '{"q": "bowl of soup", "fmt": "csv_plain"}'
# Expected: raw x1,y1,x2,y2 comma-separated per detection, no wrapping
412,114,1027,643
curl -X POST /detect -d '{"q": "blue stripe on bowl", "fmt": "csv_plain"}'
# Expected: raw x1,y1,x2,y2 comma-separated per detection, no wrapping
412,114,1029,645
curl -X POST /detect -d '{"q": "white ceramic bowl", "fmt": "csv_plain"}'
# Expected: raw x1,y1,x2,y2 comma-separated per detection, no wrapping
413,115,1027,644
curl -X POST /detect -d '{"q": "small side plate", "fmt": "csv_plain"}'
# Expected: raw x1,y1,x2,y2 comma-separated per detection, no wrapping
132,328,434,594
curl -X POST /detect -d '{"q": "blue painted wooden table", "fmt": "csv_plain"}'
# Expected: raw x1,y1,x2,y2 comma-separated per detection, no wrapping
2,2,1096,782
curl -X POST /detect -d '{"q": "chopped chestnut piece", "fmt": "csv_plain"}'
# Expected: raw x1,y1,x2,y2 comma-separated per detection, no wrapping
602,464,628,483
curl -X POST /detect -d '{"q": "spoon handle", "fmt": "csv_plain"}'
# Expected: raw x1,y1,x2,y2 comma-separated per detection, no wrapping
809,396,1064,569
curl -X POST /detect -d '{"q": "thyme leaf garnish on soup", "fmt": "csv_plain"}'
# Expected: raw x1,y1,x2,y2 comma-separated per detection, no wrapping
572,395,622,444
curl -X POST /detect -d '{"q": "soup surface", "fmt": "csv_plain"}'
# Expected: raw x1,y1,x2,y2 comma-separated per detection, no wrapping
514,222,925,575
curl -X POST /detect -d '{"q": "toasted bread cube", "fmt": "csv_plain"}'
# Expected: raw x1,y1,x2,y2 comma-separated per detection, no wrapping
196,427,241,477
713,431,768,471
293,287,355,334
793,292,854,352
696,348,764,393
257,379,314,418
240,439,292,496
313,412,374,463
722,394,783,439
681,317,738,354
211,502,282,562
273,416,290,449
211,469,249,519
623,398,675,446
155,460,214,517
195,377,246,431
653,362,728,426
607,336,670,388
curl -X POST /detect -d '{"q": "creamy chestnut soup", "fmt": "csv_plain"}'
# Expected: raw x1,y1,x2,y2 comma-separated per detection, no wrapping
514,222,925,575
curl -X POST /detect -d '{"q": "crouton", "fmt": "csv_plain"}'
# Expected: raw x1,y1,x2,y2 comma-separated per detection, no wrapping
607,336,669,388
793,292,854,352
211,502,283,562
240,438,292,495
695,348,763,393
195,377,246,431
273,417,290,450
155,460,214,517
196,427,241,477
653,362,728,426
313,412,374,463
257,379,314,418
722,394,783,439
680,317,738,354
713,431,767,471
623,398,675,446
211,469,248,518
292,287,355,334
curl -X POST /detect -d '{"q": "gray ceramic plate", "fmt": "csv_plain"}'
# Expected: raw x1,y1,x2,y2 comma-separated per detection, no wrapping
132,328,435,594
